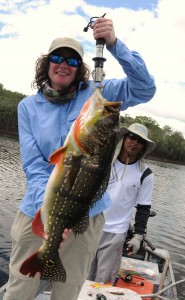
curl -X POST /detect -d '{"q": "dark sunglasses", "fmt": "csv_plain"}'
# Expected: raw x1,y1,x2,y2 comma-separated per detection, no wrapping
49,55,81,68
126,133,146,144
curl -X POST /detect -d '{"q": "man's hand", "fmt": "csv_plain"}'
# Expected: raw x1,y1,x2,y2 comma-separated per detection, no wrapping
92,18,117,47
126,234,143,255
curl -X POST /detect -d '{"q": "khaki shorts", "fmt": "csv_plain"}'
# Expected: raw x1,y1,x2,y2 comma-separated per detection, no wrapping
3,210,104,300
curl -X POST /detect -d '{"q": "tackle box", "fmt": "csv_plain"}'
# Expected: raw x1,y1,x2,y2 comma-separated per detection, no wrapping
119,256,160,284
113,274,154,300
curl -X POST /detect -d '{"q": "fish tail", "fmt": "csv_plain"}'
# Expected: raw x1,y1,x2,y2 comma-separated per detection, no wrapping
41,252,66,282
20,250,44,278
20,250,66,282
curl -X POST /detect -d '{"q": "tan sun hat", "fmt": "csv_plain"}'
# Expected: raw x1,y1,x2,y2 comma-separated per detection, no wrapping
48,37,84,59
119,123,156,154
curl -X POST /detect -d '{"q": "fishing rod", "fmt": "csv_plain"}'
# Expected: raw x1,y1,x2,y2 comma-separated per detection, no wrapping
84,13,107,83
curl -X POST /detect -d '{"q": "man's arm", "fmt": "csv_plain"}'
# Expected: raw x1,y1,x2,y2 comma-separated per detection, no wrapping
134,204,151,235
127,169,154,255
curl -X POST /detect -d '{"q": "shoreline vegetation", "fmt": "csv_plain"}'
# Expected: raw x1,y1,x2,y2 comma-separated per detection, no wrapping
1,83,185,165
1,131,183,166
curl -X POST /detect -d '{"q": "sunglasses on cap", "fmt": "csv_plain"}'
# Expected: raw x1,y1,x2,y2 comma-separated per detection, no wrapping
49,55,81,68
126,133,146,145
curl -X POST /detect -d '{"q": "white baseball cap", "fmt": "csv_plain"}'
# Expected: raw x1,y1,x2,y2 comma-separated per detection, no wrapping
48,37,84,59
119,123,156,154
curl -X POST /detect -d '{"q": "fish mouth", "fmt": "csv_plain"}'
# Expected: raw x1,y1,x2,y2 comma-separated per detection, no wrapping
104,102,122,113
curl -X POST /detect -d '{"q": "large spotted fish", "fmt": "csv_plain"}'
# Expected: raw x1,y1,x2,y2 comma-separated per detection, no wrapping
20,88,121,282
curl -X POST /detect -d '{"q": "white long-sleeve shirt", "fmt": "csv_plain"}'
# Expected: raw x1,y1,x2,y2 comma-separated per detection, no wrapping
103,159,154,233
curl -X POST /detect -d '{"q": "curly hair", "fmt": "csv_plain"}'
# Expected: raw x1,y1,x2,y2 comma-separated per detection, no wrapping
31,54,91,91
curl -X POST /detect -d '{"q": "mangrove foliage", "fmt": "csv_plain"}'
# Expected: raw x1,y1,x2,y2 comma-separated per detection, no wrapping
0,83,185,164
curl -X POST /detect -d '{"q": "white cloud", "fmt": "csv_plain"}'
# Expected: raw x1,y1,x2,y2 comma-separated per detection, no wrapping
0,0,185,136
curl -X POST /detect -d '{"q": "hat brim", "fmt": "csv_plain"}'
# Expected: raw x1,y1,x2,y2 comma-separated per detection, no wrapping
48,44,83,59
119,126,156,154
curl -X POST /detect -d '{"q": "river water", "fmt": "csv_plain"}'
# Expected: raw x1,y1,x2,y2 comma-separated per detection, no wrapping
0,134,185,288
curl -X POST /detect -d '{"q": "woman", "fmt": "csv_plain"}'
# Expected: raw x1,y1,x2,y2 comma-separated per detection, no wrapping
3,17,156,300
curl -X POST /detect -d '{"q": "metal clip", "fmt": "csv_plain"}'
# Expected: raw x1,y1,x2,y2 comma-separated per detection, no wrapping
96,293,107,300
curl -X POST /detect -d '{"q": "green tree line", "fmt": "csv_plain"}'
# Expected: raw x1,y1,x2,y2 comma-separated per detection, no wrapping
120,114,185,164
0,83,26,133
1,83,185,164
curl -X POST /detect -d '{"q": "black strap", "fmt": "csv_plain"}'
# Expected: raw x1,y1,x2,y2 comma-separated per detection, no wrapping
140,167,152,185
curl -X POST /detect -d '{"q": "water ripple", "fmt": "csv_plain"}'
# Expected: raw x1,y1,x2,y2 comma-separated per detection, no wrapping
1,136,185,285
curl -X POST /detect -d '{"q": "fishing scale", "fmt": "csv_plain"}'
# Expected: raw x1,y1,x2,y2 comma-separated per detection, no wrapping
84,13,107,84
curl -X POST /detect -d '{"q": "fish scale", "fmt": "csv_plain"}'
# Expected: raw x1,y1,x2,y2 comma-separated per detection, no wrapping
20,88,121,282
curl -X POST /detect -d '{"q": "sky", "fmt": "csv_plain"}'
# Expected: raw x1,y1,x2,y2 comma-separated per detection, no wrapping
0,0,185,136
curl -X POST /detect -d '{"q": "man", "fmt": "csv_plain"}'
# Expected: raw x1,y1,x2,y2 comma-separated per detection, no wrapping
88,122,156,284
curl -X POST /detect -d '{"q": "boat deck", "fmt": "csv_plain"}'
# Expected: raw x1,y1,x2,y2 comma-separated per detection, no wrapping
0,248,178,300
0,281,142,300
35,281,142,300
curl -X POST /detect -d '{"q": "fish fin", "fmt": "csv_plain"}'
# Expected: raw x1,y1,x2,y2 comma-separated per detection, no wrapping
49,146,67,165
32,209,45,239
73,97,92,153
20,249,44,278
72,213,89,236
91,165,112,207
20,250,66,282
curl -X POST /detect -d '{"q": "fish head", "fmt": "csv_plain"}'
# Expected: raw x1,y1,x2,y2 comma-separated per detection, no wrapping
74,88,121,155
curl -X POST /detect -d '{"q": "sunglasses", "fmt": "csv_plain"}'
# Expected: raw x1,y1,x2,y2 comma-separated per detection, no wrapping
126,133,146,145
49,55,81,68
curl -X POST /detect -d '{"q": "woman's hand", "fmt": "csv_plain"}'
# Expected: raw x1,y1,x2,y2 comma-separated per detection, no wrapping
43,228,72,249
59,228,72,249
92,18,117,47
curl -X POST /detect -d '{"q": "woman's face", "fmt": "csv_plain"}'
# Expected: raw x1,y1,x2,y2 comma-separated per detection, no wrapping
48,48,80,90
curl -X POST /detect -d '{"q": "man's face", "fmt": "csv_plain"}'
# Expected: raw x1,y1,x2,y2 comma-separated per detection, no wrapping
124,132,146,158
48,48,80,90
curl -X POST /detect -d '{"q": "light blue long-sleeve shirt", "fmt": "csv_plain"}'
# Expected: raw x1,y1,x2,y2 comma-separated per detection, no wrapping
18,38,156,219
